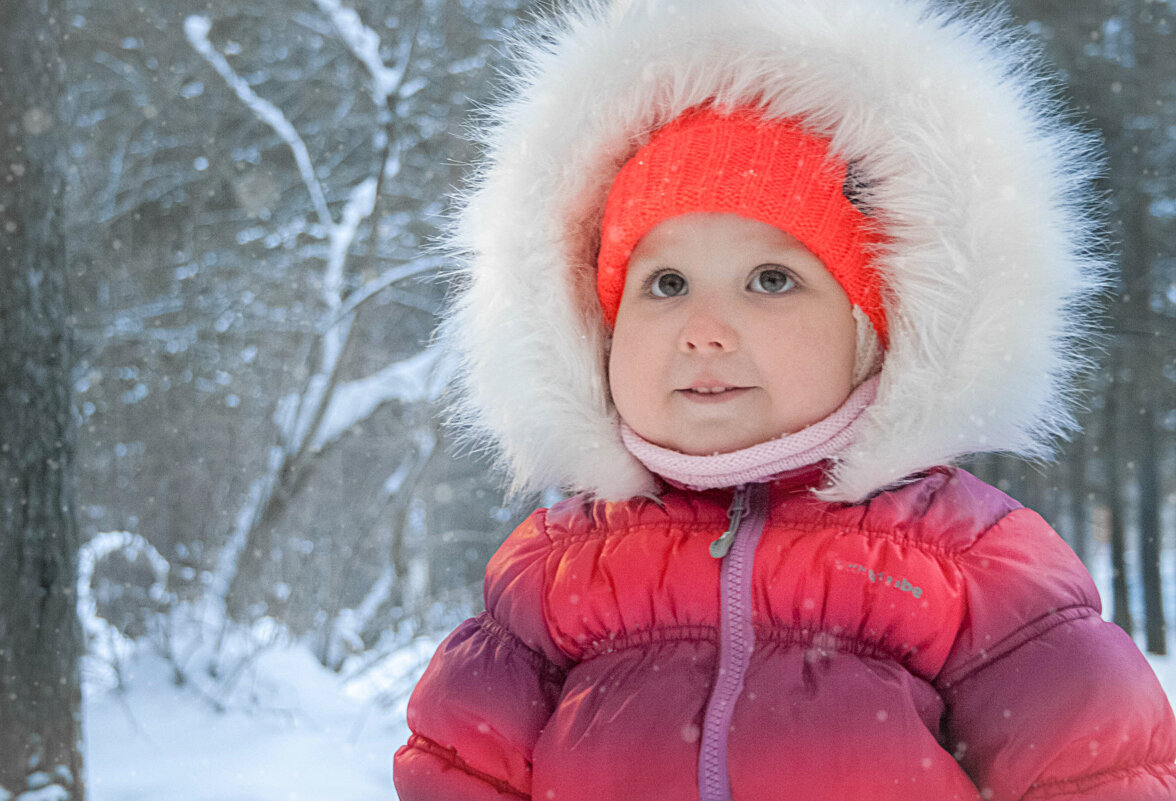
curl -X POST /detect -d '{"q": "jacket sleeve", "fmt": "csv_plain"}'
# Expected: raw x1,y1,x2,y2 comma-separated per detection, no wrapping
936,507,1176,801
394,509,569,800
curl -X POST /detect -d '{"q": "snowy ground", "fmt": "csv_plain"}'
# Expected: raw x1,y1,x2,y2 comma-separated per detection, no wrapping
84,543,1176,800
84,637,439,801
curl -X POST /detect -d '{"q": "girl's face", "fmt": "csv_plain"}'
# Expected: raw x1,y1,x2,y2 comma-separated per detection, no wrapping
608,212,858,455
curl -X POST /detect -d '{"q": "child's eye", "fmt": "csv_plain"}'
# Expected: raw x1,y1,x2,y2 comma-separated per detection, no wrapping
748,267,796,294
647,270,688,298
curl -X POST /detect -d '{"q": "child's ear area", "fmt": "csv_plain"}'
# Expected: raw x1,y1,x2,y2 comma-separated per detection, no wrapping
851,306,885,387
601,330,618,408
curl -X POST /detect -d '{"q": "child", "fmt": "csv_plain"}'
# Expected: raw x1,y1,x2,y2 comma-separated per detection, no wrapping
395,0,1176,799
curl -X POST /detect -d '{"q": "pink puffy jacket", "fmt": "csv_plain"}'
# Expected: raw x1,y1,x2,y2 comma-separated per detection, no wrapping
394,467,1176,800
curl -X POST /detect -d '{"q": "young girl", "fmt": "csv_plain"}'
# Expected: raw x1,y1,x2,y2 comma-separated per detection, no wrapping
394,1,1176,799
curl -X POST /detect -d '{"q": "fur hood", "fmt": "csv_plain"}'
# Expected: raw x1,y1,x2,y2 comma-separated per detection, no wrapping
436,0,1108,503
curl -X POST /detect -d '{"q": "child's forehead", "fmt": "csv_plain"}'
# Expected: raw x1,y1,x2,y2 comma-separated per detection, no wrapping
631,213,811,256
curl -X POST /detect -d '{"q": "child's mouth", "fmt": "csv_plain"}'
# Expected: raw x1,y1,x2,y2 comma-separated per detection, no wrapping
679,386,751,401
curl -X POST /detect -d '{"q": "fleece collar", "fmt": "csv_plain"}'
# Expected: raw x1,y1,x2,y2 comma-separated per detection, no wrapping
620,376,878,492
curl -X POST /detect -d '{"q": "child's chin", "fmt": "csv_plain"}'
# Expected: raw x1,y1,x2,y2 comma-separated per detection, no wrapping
675,433,760,456
629,417,763,455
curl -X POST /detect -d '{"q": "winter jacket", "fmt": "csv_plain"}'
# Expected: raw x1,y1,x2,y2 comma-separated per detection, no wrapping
394,465,1176,800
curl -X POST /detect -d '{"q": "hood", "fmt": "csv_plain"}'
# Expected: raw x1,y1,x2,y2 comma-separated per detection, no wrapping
436,0,1109,503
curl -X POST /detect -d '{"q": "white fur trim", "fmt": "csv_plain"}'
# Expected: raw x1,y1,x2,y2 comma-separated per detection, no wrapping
438,0,1109,503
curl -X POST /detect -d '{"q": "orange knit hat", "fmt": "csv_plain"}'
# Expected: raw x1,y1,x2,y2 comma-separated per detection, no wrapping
596,104,888,346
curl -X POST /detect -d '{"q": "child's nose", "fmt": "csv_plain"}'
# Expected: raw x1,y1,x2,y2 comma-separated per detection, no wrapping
679,309,740,353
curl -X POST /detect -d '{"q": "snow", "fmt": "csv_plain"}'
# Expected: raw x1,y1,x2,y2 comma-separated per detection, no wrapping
84,645,421,801
14,788,69,801
312,0,406,106
78,532,170,672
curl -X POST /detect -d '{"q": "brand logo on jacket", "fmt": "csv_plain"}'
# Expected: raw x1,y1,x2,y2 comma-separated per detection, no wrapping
833,558,924,600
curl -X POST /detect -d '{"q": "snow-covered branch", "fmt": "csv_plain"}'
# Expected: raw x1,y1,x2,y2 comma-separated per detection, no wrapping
313,0,414,107
205,445,284,625
78,532,171,646
186,7,444,664
323,254,445,333
324,178,378,309
312,347,444,452
184,15,332,228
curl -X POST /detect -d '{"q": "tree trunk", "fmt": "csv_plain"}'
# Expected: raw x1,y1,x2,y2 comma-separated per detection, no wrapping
1105,357,1133,637
1138,405,1166,654
0,0,86,797
1066,437,1088,565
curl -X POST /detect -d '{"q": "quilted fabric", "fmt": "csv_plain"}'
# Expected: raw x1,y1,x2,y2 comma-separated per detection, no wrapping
395,468,1176,800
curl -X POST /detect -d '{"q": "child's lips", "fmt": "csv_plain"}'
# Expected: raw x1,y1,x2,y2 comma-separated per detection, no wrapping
676,385,753,403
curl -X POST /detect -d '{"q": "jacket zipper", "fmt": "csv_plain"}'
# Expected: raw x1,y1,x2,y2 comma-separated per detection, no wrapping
708,486,746,558
698,483,768,801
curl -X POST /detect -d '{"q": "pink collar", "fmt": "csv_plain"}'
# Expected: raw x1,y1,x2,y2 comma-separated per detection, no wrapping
619,375,878,491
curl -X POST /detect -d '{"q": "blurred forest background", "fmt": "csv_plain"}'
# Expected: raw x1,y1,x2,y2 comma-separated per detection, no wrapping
1,0,1174,798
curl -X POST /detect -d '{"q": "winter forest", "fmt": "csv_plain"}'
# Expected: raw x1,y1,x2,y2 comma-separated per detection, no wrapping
0,0,1174,798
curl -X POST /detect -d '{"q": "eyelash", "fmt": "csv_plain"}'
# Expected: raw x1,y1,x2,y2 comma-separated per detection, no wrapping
748,266,797,294
641,266,798,297
642,269,685,298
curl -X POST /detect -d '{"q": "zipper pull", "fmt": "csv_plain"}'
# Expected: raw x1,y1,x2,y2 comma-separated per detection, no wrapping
709,485,748,559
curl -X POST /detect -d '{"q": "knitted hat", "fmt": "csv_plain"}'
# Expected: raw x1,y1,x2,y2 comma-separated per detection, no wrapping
596,104,888,346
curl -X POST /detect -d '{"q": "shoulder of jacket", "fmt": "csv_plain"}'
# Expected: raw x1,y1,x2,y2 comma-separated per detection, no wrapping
539,489,729,539
799,467,1023,553
490,494,644,556
526,470,1031,553
937,502,1101,686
